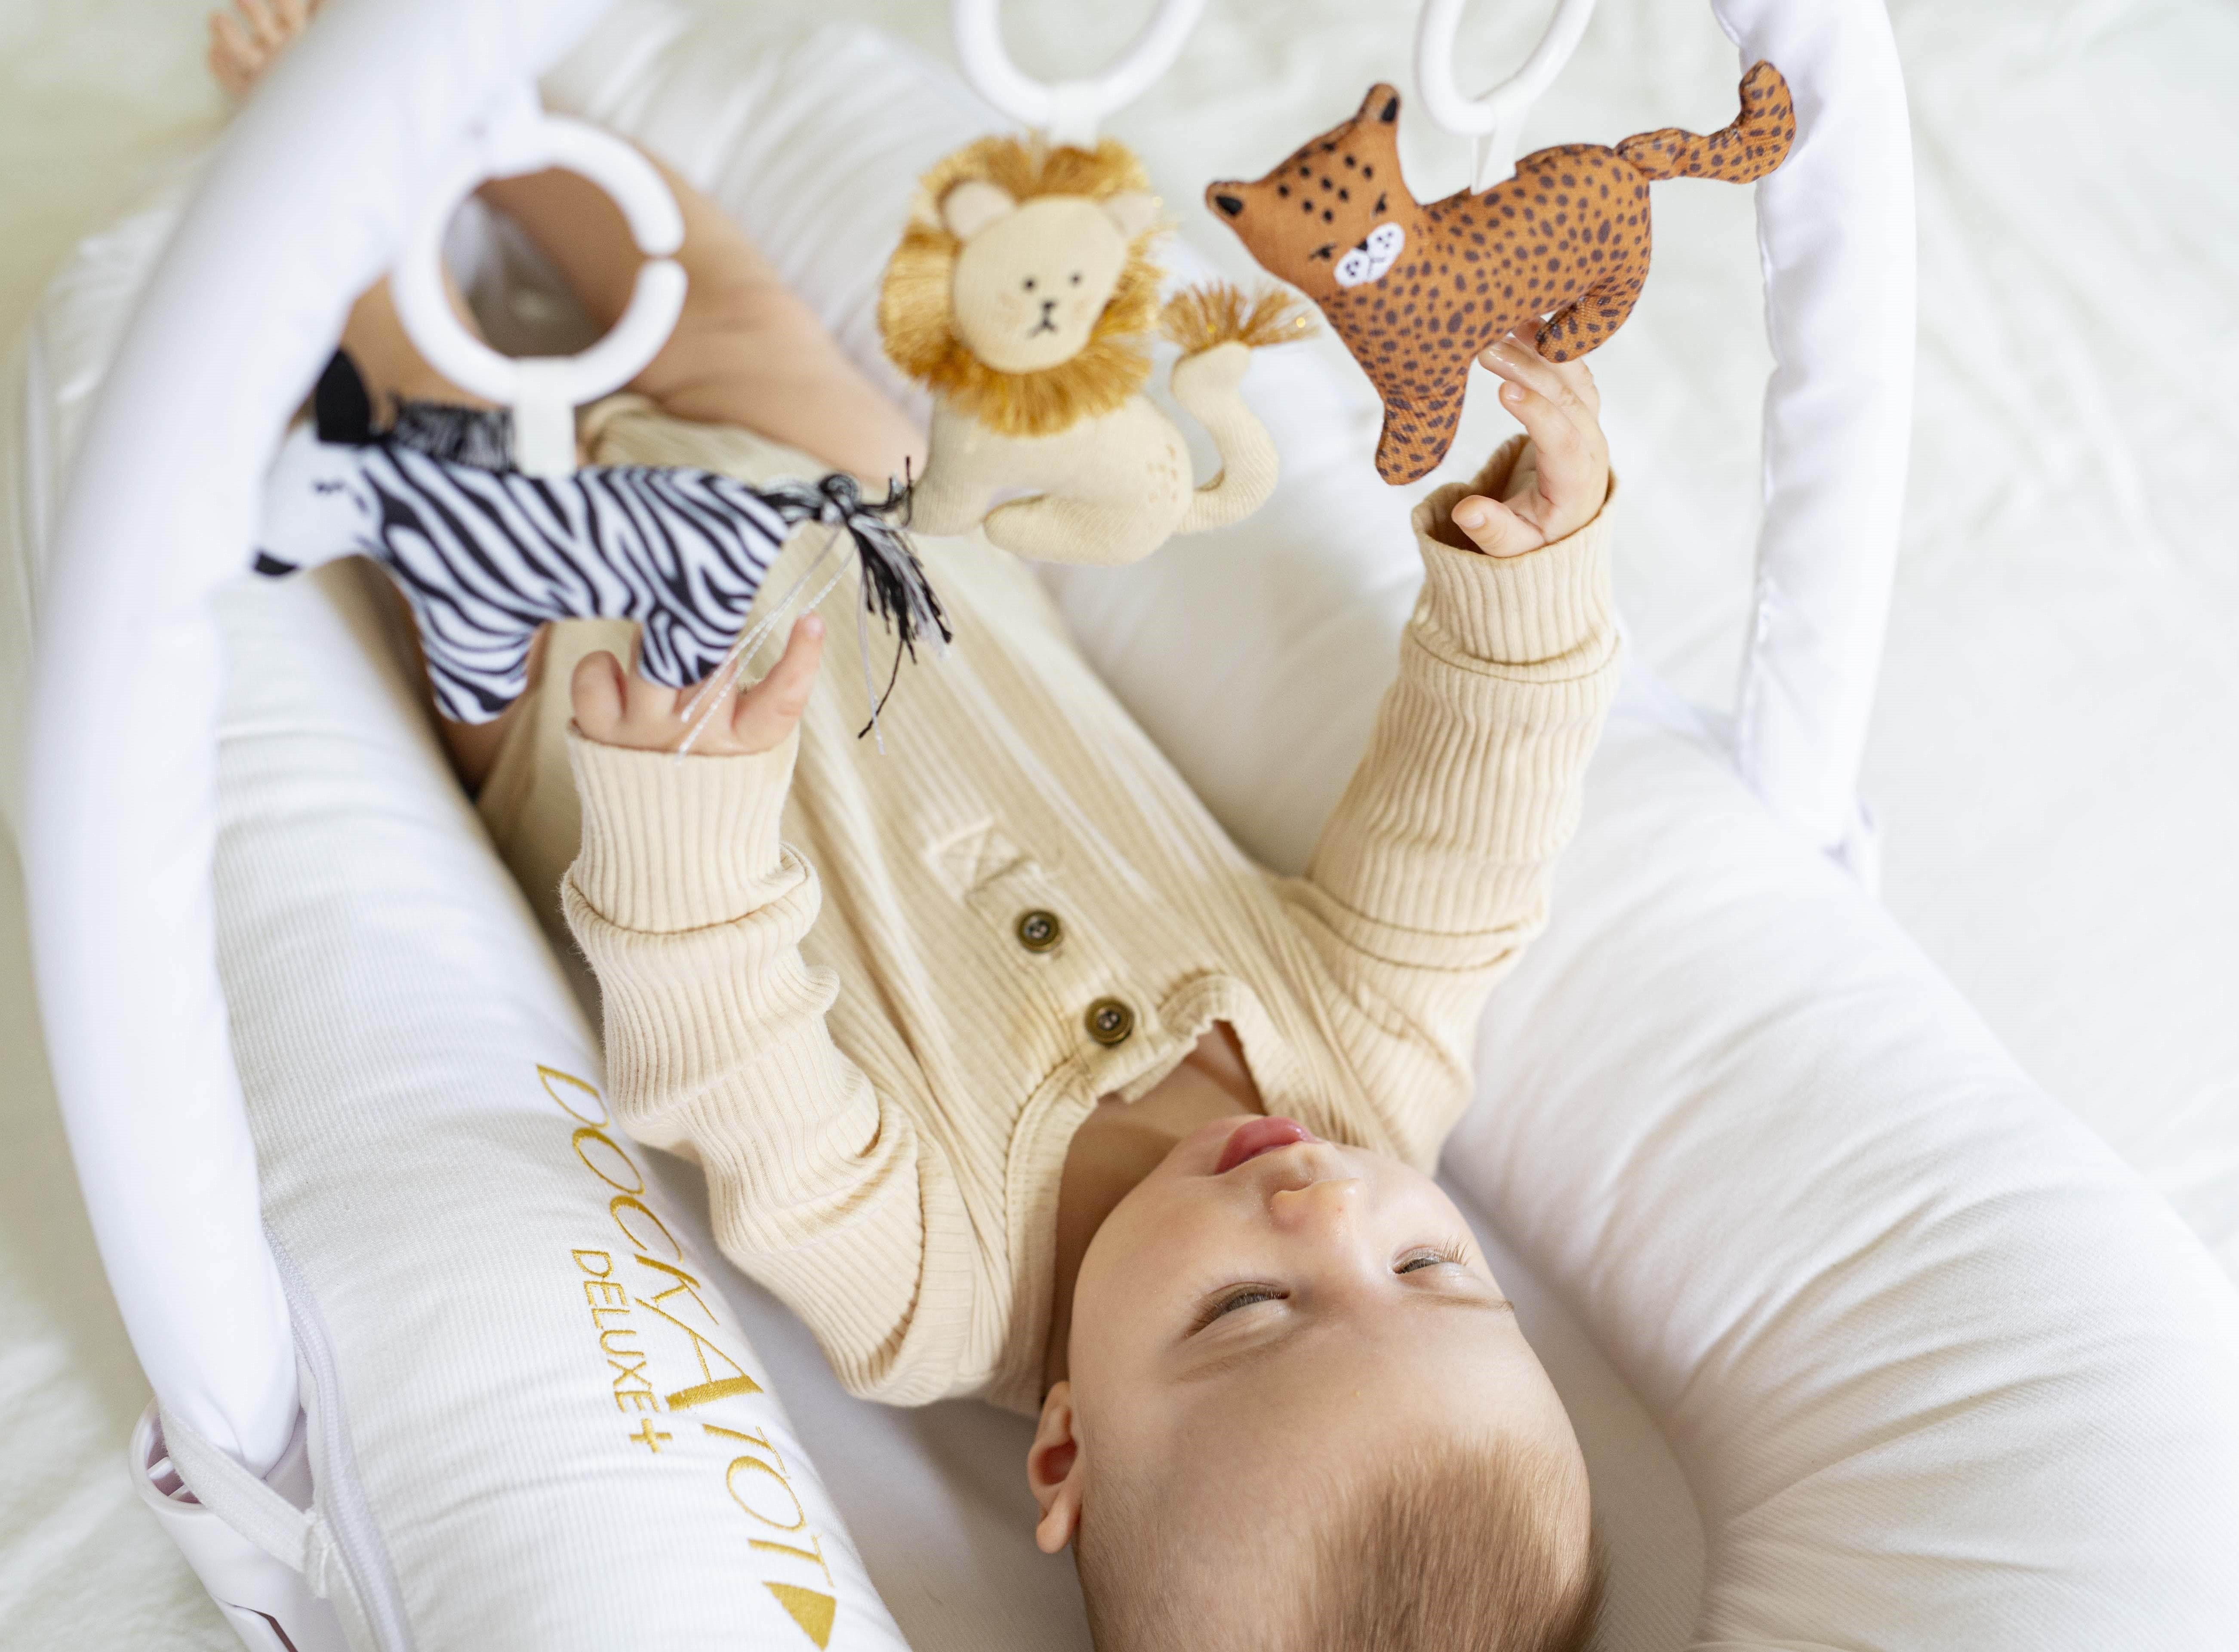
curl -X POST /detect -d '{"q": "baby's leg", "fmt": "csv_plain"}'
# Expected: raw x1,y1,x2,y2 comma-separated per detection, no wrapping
216,0,920,480
328,158,921,486
477,165,924,487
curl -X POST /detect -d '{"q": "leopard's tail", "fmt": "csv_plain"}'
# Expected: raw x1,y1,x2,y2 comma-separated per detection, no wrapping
1616,61,1795,184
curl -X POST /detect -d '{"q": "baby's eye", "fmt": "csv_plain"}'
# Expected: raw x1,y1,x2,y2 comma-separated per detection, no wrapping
1194,1284,1285,1330
1395,1243,1470,1275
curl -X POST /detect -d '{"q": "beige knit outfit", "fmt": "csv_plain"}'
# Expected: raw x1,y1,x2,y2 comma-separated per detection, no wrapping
481,405,1620,1416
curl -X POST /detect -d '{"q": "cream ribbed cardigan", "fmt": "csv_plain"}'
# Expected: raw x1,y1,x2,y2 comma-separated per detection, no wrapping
544,408,1620,1416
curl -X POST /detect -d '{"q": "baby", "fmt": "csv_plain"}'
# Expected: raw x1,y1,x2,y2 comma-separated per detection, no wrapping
217,8,1617,1645
559,347,1617,1652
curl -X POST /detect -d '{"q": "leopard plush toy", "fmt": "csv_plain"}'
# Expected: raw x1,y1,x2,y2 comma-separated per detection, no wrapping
1207,62,1796,484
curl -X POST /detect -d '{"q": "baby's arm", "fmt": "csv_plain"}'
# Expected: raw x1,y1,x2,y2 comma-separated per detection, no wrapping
1284,328,1622,1161
562,621,973,1405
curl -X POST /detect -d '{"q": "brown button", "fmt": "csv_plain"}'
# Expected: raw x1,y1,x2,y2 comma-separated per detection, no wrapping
1016,909,1063,953
1084,997,1135,1047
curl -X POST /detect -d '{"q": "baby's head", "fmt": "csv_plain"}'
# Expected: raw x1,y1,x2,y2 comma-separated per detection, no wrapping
1030,1117,1595,1651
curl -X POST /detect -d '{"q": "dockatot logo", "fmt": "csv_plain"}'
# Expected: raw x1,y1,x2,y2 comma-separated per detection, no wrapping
539,1063,841,1649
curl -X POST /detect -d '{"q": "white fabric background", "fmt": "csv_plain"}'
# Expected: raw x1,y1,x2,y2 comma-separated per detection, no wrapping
2,0,2234,1644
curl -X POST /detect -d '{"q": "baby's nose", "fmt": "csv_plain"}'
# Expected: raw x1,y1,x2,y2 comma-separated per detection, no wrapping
1268,1175,1365,1236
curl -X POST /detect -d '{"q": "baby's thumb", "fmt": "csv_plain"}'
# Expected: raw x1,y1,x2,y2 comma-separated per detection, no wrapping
1448,494,1536,558
731,615,825,754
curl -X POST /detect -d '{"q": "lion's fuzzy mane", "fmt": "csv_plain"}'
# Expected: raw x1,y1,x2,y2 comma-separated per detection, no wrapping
878,136,1167,440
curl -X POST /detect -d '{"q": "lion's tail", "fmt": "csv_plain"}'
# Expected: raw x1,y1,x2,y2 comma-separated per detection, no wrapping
1159,282,1316,358
1616,61,1795,184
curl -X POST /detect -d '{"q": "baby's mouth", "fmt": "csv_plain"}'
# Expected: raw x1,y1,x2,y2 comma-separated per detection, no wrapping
1216,1116,1318,1174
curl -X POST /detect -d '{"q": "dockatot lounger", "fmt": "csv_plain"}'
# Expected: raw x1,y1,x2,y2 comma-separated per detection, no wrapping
3,1,2235,1648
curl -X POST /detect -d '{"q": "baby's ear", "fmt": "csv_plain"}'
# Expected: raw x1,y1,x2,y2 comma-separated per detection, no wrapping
1358,81,1402,125
1206,182,1246,221
941,179,1017,240
1026,1381,1086,1553
1099,190,1160,241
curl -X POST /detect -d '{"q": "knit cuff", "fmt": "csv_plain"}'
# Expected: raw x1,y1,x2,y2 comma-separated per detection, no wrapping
566,727,799,933
1409,436,1617,669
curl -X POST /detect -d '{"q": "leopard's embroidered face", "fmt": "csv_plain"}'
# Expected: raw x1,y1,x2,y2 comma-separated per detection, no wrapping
1207,83,1419,304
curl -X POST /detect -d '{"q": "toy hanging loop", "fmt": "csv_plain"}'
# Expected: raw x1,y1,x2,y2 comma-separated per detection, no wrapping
389,96,687,476
1415,0,1599,191
951,0,1208,149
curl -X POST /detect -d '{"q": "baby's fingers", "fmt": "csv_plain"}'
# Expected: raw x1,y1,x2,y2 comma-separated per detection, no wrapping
573,650,708,751
728,615,825,755
1496,374,1592,502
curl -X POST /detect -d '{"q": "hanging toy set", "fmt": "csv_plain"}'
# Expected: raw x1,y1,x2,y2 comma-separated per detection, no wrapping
247,0,1792,742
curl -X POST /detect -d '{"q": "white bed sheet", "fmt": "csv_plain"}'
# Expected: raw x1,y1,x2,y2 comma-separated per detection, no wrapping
3,0,2234,1644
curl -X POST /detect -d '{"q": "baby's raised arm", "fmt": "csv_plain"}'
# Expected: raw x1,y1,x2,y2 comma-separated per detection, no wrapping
560,621,974,1405
1283,327,1623,1163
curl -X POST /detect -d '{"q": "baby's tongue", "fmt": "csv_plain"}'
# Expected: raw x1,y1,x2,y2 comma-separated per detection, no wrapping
1215,1116,1317,1174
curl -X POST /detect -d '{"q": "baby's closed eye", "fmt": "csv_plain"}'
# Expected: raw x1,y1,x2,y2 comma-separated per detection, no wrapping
1192,1241,1473,1329
1192,1284,1287,1332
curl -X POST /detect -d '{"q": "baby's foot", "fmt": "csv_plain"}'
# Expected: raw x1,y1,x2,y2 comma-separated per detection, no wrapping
208,0,317,101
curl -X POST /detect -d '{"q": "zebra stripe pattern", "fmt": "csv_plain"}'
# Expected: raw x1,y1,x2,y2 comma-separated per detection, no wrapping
256,421,938,724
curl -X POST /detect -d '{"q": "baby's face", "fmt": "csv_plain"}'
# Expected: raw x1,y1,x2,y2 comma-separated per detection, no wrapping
1052,1116,1586,1543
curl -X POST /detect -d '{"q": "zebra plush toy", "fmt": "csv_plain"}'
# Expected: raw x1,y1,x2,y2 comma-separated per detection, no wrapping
255,353,947,729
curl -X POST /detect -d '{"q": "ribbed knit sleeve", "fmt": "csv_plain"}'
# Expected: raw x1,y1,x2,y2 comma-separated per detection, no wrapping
562,731,978,1406
1288,438,1622,1166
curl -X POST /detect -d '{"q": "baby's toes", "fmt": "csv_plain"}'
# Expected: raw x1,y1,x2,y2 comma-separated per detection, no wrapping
208,0,315,99
236,0,289,51
208,11,262,98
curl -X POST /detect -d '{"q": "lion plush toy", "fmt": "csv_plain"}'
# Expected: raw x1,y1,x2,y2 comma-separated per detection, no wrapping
879,136,1310,566
1207,63,1796,485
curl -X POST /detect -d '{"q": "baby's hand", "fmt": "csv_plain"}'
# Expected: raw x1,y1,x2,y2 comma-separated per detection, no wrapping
570,614,824,756
1447,319,1610,558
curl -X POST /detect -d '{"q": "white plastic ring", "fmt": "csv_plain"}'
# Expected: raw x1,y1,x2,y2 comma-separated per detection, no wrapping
389,111,686,475
951,0,1208,150
1415,0,1600,190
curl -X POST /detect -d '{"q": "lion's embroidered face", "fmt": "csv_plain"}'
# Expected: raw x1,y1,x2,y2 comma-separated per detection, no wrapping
1207,83,1420,304
942,185,1159,373
877,135,1170,440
